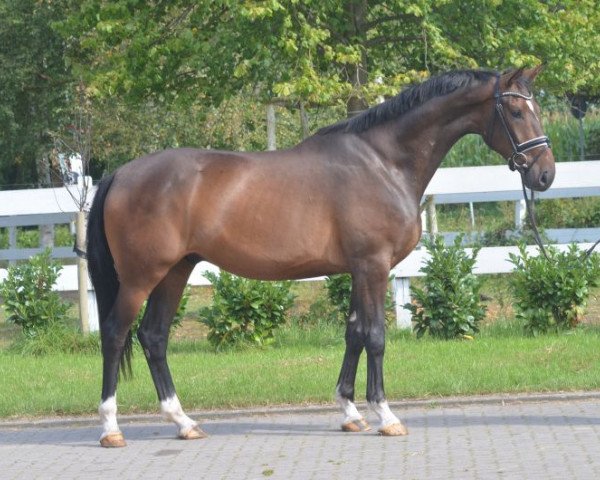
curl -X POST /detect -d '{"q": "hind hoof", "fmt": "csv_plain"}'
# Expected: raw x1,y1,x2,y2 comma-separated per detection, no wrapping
378,422,408,436
178,425,208,440
100,432,127,448
341,418,371,432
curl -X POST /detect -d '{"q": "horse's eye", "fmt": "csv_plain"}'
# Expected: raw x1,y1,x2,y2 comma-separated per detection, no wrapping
511,110,523,119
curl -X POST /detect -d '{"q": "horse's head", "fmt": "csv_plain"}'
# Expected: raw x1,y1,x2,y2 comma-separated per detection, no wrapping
484,66,555,191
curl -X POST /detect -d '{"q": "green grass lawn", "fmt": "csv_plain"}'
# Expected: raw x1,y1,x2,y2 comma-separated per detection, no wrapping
1,274,599,419
1,323,599,419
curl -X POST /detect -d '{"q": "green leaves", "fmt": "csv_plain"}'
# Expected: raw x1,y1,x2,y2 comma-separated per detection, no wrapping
199,271,295,350
55,0,600,108
406,235,486,339
508,243,600,335
0,249,71,338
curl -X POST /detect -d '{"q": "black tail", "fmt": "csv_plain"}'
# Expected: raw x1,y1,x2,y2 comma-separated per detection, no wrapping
87,173,133,378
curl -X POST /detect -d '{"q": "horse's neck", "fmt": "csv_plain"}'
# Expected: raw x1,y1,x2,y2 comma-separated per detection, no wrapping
365,88,489,199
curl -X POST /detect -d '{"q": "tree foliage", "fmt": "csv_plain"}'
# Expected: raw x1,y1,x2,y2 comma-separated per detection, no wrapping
57,0,600,108
2,1,600,185
0,0,73,186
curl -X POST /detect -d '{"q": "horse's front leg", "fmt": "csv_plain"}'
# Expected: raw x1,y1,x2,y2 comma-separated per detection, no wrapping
336,307,371,432
365,314,408,436
337,260,408,436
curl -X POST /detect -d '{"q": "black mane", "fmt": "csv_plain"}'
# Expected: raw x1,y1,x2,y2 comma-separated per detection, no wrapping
317,69,497,135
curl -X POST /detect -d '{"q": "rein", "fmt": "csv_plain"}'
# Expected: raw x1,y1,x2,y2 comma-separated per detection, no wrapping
519,178,600,261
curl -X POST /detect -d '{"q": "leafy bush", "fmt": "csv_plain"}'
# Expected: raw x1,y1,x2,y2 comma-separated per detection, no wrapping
199,271,295,350
9,323,101,355
324,274,351,320
0,249,71,337
405,235,486,339
325,274,396,325
508,243,600,335
293,296,339,328
586,121,600,159
17,228,39,248
537,198,600,229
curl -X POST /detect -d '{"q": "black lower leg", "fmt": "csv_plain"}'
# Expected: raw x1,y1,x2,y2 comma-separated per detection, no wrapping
138,322,176,401
101,313,135,401
336,328,364,401
137,260,193,402
365,328,386,404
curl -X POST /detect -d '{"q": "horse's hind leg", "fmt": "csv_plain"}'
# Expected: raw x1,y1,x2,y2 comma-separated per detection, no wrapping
99,285,148,447
137,258,206,440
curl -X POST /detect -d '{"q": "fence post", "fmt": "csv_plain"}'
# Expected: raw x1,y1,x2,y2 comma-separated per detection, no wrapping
75,210,90,335
514,199,526,229
393,277,412,329
8,226,17,266
425,196,438,235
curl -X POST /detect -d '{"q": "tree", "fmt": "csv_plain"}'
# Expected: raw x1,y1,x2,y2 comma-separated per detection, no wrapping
49,0,600,177
58,1,600,111
0,0,73,187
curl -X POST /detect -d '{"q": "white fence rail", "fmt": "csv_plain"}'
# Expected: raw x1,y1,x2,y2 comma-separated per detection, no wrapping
1,160,599,331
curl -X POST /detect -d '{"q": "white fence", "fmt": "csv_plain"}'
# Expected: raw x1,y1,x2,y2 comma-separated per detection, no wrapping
1,160,599,331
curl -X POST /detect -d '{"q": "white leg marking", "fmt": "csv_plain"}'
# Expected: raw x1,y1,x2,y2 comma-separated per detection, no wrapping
161,395,198,436
99,396,120,440
348,311,357,323
369,400,401,428
336,387,362,424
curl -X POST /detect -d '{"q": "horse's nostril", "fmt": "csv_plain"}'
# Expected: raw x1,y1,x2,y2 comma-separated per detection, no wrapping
540,171,548,186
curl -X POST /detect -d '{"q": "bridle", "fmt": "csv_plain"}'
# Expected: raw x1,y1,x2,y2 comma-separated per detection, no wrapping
488,74,599,260
490,74,551,174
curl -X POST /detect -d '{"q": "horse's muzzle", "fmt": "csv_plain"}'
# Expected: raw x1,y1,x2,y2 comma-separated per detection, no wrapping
524,149,555,192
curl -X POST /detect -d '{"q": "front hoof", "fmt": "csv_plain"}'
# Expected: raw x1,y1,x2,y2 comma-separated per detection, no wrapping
100,432,127,448
178,425,208,440
341,418,371,432
378,422,408,436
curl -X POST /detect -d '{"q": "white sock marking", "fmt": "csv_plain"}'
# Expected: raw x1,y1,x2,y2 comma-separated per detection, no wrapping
99,396,120,440
161,395,197,436
369,400,401,428
336,387,363,423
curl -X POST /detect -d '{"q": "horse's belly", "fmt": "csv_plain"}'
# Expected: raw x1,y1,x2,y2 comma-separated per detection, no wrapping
199,236,343,281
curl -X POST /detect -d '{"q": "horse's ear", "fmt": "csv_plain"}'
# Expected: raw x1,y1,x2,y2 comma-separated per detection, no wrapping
505,67,526,87
523,64,544,83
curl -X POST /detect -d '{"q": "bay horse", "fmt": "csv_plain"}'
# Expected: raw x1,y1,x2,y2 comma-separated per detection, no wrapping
87,66,555,447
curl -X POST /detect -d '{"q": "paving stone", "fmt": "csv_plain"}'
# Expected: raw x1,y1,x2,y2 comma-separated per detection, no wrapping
1,397,600,479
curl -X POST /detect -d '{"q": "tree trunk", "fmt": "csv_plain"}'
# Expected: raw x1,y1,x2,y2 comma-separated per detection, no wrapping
37,153,54,249
345,0,369,118
266,103,277,151
299,102,310,139
76,210,90,335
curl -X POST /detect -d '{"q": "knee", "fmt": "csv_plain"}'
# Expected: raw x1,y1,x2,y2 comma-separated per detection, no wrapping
345,329,365,353
365,330,385,356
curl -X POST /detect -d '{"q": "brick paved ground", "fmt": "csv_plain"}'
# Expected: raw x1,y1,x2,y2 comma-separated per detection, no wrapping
1,394,600,480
